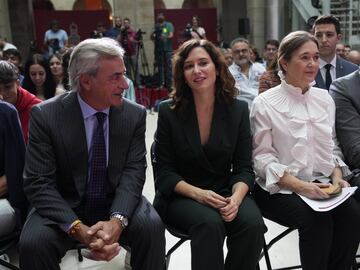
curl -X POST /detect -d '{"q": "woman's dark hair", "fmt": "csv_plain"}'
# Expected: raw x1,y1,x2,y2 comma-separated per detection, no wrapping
170,39,238,109
22,53,56,99
278,31,318,74
61,48,73,91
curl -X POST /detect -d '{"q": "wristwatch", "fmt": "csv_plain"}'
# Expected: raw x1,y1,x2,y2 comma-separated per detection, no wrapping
110,213,128,229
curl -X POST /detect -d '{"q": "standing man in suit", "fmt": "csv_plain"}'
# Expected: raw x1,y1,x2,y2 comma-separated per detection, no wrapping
329,69,360,200
19,38,165,270
313,15,358,90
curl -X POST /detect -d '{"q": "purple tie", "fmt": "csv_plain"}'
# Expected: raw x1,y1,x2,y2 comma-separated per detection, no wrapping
85,112,108,225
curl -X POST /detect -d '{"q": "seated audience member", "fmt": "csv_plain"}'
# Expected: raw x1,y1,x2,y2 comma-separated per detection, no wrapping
2,48,24,84
22,53,58,100
0,101,27,236
91,21,107,39
19,38,165,270
249,46,263,64
258,57,281,94
0,61,41,143
220,47,233,66
329,68,360,200
60,48,73,91
348,50,360,65
48,53,65,92
335,43,346,58
344,44,351,59
251,31,360,270
154,39,265,270
43,19,68,58
229,37,266,107
263,39,279,68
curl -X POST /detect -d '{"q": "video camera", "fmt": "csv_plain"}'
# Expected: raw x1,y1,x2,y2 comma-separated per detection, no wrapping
135,29,146,41
153,24,163,41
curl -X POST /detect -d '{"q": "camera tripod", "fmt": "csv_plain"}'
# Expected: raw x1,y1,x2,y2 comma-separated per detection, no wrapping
133,39,150,87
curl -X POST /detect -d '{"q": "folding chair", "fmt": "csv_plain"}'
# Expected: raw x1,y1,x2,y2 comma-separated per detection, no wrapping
0,230,20,270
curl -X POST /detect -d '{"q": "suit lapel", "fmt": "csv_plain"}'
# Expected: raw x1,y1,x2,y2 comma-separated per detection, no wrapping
336,57,345,78
178,100,226,173
315,70,325,89
59,92,88,197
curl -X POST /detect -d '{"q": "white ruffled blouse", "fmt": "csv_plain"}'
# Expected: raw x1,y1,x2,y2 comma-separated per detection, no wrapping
250,80,350,194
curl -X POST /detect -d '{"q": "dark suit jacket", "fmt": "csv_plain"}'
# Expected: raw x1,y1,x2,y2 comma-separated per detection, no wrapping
0,101,27,223
329,69,360,169
24,91,147,229
153,98,254,217
315,56,358,89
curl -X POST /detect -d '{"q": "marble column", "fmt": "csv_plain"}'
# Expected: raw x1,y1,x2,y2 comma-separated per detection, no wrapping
247,0,265,50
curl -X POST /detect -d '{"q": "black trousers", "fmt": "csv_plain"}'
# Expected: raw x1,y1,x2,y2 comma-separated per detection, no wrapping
19,196,165,270
349,174,360,201
165,195,266,270
254,184,360,270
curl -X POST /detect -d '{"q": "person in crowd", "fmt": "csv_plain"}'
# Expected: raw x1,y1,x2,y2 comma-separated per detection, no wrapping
0,35,16,54
251,30,360,270
48,53,65,92
2,48,24,84
19,37,165,270
229,37,265,107
344,44,351,59
263,39,279,68
313,15,358,90
105,16,122,40
43,19,68,57
151,13,174,89
60,48,73,91
0,101,27,236
258,56,281,94
329,68,360,200
90,21,107,39
190,15,206,40
249,46,263,64
119,18,139,84
335,43,346,58
220,47,233,66
348,49,360,65
154,39,265,270
22,53,58,100
0,61,41,143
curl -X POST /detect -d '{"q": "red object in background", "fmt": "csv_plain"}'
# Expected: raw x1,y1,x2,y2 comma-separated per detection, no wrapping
154,8,217,50
84,0,103,10
33,10,110,52
135,86,169,109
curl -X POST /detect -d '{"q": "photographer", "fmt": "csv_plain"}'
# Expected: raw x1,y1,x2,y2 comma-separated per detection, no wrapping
43,19,68,58
151,13,174,90
119,18,139,83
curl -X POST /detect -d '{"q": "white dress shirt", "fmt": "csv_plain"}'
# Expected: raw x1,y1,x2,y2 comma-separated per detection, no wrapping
250,80,350,194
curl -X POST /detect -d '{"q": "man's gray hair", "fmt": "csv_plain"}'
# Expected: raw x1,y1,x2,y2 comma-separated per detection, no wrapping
0,60,19,84
69,38,125,92
230,37,249,48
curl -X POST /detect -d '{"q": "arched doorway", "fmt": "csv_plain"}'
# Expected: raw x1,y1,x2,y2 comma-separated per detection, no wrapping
73,0,112,13
182,0,215,8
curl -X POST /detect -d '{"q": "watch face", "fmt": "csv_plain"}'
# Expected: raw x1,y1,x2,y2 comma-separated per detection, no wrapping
122,217,129,226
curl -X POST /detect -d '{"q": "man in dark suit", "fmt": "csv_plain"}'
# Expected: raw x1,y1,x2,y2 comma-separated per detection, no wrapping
19,38,165,270
0,101,27,235
313,15,358,90
329,69,360,200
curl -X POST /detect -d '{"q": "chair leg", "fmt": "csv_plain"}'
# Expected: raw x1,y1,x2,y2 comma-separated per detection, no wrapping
0,259,19,270
263,239,272,270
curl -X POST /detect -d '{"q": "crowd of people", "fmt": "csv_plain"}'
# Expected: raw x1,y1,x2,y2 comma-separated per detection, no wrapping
0,12,360,270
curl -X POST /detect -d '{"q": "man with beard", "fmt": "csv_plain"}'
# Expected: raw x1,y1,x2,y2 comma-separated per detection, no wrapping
229,37,265,107
105,16,123,41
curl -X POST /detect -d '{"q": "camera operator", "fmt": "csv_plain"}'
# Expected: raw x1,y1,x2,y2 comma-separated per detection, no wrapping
119,18,139,84
151,13,174,90
43,20,68,58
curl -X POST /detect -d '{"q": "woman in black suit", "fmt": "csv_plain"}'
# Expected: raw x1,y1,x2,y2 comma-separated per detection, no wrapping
154,39,265,270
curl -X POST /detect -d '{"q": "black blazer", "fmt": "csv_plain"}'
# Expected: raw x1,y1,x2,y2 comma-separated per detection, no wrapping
0,101,27,222
24,91,147,228
153,98,254,216
315,56,358,89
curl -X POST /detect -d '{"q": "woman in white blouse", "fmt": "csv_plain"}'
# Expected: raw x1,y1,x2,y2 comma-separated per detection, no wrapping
251,31,360,270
